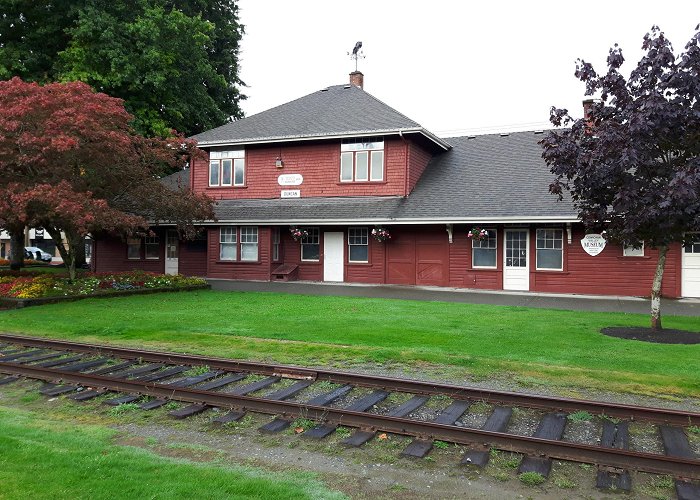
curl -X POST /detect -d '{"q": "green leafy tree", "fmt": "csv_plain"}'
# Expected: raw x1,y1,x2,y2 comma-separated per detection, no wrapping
0,0,245,136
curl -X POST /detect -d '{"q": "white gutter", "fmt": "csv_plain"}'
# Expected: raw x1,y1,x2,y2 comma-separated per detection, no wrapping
177,215,580,226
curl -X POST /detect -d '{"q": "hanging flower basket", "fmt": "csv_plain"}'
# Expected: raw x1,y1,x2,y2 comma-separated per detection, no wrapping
289,226,308,242
467,227,489,241
372,226,391,242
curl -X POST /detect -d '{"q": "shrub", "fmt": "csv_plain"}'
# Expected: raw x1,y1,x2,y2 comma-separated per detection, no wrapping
0,271,205,299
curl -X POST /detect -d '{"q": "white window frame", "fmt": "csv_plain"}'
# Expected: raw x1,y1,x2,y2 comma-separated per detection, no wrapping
219,226,259,261
239,226,258,261
301,228,320,262
340,139,384,182
209,149,245,187
220,227,237,260
127,238,141,260
348,227,369,263
623,243,645,257
144,236,160,260
536,228,564,271
471,229,497,269
272,228,281,262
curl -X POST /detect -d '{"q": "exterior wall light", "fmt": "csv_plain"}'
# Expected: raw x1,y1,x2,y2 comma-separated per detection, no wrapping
275,158,284,168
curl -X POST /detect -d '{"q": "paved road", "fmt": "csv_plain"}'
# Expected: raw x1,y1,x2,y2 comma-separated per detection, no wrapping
207,279,700,316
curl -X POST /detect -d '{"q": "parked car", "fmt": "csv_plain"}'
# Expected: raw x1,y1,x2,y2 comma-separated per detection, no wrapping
25,246,53,262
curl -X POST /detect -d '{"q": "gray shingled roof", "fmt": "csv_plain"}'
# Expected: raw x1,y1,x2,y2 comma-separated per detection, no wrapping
397,131,577,221
190,84,449,150
160,169,190,191
214,196,403,224
205,131,577,224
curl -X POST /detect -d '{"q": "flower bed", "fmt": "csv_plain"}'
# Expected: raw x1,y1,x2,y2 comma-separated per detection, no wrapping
0,270,208,308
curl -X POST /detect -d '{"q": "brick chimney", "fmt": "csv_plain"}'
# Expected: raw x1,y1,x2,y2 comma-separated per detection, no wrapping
582,98,596,122
349,71,364,89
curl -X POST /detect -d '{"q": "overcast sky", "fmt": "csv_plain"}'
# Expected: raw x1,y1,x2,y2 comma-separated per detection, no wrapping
236,0,697,137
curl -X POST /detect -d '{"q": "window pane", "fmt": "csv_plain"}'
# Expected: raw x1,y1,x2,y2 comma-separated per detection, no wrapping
127,238,141,259
240,226,258,243
145,237,159,259
220,243,237,260
221,159,232,186
209,160,219,186
220,227,237,243
272,228,280,261
233,158,245,186
241,243,258,261
623,244,644,257
340,152,353,182
301,228,320,260
473,248,496,267
370,151,384,181
348,227,368,262
537,249,562,269
355,151,368,181
349,245,368,262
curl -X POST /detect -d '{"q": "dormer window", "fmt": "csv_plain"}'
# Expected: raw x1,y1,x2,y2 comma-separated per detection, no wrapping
209,149,245,187
340,138,384,182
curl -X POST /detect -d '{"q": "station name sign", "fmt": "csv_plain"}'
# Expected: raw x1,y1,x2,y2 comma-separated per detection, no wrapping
580,234,607,256
281,189,300,198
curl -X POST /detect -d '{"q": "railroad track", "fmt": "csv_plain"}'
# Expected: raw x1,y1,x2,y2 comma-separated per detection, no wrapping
0,333,698,498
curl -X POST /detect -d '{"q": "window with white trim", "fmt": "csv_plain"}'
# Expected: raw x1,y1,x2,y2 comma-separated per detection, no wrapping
209,149,245,187
348,227,369,263
623,243,644,257
536,228,563,270
145,236,159,259
220,227,237,260
127,238,141,260
340,138,384,182
472,229,497,268
220,226,258,261
301,228,320,261
240,227,259,261
272,228,281,262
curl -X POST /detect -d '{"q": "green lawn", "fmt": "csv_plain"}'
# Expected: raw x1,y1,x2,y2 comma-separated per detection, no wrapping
0,290,698,397
0,406,345,500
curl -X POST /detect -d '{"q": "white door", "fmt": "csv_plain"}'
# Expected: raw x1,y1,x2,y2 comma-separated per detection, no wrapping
503,229,529,291
165,230,179,275
682,233,700,297
323,232,344,282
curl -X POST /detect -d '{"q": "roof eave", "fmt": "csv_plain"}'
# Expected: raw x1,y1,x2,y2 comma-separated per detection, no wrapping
195,128,451,151
187,215,579,226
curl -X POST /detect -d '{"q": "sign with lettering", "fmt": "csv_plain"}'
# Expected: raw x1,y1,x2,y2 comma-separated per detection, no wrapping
581,234,607,256
278,174,303,186
281,189,300,198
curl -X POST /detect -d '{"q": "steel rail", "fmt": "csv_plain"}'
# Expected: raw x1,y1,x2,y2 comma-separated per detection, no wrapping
0,361,698,479
0,333,697,426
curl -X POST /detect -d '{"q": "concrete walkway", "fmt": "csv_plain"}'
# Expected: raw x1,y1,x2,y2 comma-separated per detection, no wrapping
207,279,700,316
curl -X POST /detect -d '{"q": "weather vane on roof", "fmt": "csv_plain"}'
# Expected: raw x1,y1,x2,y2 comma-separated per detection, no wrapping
348,41,365,72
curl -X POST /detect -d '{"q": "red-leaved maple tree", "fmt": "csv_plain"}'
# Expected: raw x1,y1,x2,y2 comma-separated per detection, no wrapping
0,77,214,279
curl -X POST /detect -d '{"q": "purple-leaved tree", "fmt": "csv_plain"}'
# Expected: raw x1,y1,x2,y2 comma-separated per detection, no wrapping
541,25,700,330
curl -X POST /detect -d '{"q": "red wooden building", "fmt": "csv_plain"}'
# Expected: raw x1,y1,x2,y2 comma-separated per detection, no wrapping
93,72,700,298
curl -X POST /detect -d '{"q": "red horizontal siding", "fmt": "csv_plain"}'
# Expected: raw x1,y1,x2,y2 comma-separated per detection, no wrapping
407,142,432,194
192,139,410,200
93,238,164,274
531,227,680,297
206,227,271,280
346,238,385,284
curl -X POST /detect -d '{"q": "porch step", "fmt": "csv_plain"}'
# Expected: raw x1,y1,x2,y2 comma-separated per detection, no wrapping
271,264,299,282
